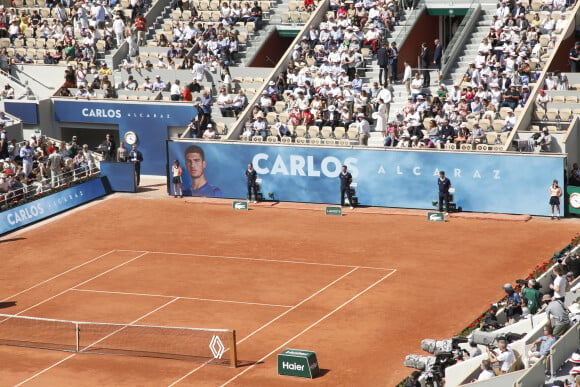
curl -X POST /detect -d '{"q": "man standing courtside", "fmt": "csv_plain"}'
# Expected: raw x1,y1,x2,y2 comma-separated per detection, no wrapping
340,165,354,210
437,170,451,212
245,163,258,203
129,144,143,186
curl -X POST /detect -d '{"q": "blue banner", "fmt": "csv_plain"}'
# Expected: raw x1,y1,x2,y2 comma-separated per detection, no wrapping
0,178,108,235
167,142,565,216
100,161,137,192
53,100,197,175
4,101,39,125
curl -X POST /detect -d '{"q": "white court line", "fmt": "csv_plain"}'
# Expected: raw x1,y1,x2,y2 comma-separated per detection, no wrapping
15,298,179,386
1,250,117,302
70,289,294,308
115,249,394,271
220,269,398,386
168,267,360,387
12,252,149,318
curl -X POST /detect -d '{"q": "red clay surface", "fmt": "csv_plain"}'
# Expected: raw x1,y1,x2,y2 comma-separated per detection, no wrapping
0,188,578,386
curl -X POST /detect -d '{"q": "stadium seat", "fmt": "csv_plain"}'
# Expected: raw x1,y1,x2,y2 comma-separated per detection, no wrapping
559,109,572,121
308,126,320,138
278,112,289,123
346,127,358,140
334,127,346,139
533,109,546,121
274,101,286,113
545,108,559,121
266,112,277,124
478,119,490,131
320,126,332,139
294,126,307,137
492,121,504,132
552,95,565,103
565,96,578,104
499,107,511,119
486,133,498,145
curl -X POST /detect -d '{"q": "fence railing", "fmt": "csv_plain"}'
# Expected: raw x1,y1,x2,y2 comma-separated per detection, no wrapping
439,0,481,83
0,165,100,211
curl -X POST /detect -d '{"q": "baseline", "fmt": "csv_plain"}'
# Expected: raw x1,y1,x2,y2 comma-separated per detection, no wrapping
220,269,398,386
115,249,395,271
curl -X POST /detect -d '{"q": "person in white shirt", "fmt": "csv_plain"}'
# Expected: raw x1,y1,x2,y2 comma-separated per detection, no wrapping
550,264,568,300
402,61,413,95
170,79,182,101
410,72,423,101
357,113,370,145
217,89,233,115
152,75,166,91
489,338,515,373
142,76,153,92
503,110,517,132
112,15,125,47
476,360,495,381
191,59,206,82
203,124,217,139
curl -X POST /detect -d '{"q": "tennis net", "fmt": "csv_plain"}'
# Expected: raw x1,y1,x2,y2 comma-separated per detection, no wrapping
0,314,237,367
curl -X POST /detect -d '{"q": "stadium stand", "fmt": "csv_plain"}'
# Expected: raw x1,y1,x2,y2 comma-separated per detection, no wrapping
401,244,580,386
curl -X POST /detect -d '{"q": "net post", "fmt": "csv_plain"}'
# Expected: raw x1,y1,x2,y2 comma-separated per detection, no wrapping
75,323,79,352
229,330,237,368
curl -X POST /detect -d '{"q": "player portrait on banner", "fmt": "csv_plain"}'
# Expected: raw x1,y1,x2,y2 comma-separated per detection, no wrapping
182,145,224,197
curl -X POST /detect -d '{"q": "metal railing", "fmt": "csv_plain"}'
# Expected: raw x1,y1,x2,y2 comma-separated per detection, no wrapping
439,0,481,82
0,165,101,211
390,0,426,48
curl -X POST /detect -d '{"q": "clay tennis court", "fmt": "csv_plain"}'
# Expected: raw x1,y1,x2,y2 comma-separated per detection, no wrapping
0,184,578,386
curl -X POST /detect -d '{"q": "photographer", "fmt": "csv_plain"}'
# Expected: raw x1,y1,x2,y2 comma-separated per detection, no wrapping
537,128,552,152
480,305,502,331
521,279,542,314
404,370,422,387
543,294,570,338
503,283,523,324
563,252,580,278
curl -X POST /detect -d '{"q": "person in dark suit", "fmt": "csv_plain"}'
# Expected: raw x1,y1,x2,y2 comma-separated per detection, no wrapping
498,72,511,91
569,41,580,73
433,38,443,72
420,42,430,87
376,43,389,87
323,105,340,129
437,170,451,212
245,162,258,203
339,165,354,209
102,133,116,162
129,144,144,186
389,42,399,83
